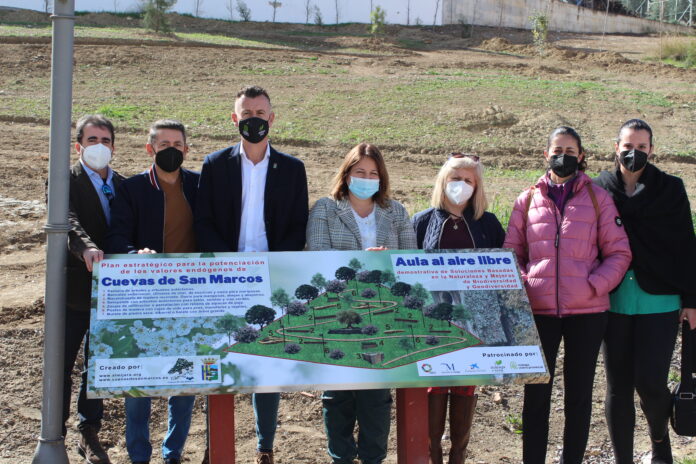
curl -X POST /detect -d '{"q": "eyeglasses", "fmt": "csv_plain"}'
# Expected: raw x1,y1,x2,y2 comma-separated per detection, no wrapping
448,153,480,162
101,182,114,204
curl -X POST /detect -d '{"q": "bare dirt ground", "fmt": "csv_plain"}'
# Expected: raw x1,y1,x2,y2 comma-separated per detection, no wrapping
0,10,695,464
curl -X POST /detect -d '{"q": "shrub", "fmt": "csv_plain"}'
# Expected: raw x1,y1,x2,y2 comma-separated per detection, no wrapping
287,300,308,317
361,288,377,299
425,335,439,345
361,324,378,335
329,348,344,360
326,279,347,295
404,295,424,310
284,343,301,354
233,325,259,343
142,0,176,34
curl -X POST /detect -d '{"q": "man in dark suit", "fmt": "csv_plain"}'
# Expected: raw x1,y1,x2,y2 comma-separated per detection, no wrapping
64,114,123,464
195,86,308,464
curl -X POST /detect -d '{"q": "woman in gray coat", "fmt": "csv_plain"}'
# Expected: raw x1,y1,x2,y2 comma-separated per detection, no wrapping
307,142,416,464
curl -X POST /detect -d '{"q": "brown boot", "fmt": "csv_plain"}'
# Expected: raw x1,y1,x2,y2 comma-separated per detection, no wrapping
428,393,449,464
447,394,477,464
256,450,274,464
77,425,111,464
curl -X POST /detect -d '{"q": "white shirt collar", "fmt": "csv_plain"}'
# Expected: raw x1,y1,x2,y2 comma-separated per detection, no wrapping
80,158,113,182
240,142,271,166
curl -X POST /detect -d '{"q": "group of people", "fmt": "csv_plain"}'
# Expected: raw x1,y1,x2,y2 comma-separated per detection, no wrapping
62,84,696,464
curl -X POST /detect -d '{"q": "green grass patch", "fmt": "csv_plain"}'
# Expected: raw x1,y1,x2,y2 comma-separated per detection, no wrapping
653,37,696,68
488,194,514,231
97,104,143,120
397,38,428,49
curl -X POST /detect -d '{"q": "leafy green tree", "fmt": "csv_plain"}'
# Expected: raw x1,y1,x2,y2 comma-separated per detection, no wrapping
337,310,362,328
453,304,473,322
381,269,396,288
411,283,429,301
271,288,290,316
424,302,454,325
391,282,412,297
295,284,319,304
398,337,412,352
245,305,276,328
215,313,245,344
335,266,356,282
141,0,176,34
311,273,327,292
348,258,363,272
370,5,386,37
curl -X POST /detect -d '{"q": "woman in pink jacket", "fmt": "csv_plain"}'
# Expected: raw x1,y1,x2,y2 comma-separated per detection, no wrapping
504,126,631,464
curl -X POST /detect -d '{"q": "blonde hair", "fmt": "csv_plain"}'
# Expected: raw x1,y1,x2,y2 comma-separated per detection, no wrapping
330,143,390,208
431,156,488,220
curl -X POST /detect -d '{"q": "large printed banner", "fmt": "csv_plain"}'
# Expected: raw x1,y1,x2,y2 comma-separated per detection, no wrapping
87,249,548,398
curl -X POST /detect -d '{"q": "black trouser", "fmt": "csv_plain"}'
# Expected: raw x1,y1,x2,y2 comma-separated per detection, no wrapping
522,313,608,464
62,309,103,436
603,310,679,464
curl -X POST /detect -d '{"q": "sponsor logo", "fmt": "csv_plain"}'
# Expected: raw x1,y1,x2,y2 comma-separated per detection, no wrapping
420,363,433,373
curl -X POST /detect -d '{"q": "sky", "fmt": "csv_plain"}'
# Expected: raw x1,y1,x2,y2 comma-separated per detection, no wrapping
0,0,444,25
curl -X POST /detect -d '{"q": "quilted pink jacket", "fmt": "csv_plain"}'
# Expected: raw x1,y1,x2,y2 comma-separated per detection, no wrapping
504,172,631,317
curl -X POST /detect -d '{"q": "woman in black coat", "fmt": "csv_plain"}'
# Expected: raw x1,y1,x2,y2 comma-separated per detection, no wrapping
595,119,696,464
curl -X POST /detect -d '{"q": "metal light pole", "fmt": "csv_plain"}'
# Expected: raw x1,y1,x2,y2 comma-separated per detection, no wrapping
32,0,75,462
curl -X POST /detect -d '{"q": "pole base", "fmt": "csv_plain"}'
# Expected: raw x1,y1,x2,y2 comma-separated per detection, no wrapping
32,436,69,464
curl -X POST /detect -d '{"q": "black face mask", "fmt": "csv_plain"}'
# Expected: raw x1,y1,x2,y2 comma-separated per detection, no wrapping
155,146,184,173
618,149,648,172
549,154,579,178
238,117,269,144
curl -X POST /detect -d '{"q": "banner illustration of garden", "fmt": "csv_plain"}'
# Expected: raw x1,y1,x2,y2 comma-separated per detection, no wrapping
87,249,549,398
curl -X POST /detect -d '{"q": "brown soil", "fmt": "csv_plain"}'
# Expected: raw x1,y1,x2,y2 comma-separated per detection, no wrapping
1,10,695,464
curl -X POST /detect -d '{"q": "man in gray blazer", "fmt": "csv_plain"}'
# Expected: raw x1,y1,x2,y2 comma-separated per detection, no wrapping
63,114,123,464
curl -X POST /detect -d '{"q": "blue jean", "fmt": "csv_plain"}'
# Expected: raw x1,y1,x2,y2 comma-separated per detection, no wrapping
125,396,195,461
253,392,280,451
322,389,392,464
62,309,103,435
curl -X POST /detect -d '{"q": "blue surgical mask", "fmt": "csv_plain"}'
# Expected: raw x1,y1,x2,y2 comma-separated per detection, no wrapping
348,176,380,200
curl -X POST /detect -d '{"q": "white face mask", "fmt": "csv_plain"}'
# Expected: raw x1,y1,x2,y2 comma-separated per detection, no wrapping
445,181,474,206
81,143,112,171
